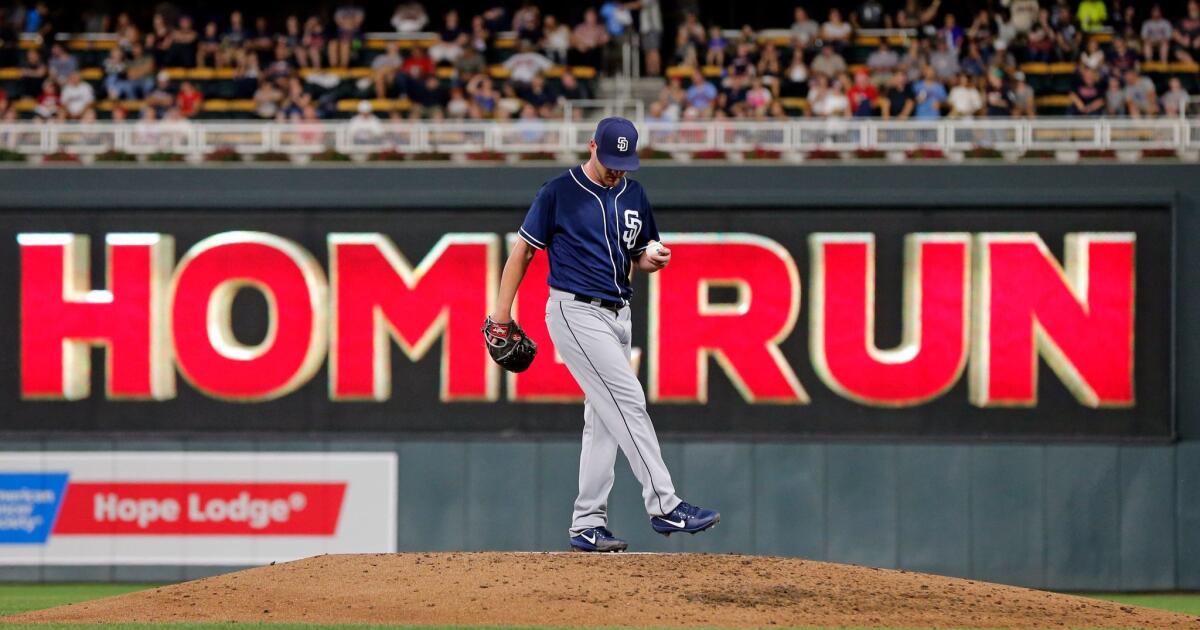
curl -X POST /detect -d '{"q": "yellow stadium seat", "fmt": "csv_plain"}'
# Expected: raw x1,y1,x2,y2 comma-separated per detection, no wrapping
226,100,256,112
80,68,102,80
335,98,411,113
365,39,430,50
96,100,145,112
0,67,22,80
1035,94,1073,107
66,38,116,51
664,65,722,78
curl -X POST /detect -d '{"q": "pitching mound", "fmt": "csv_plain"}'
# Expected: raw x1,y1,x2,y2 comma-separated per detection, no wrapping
6,553,1199,628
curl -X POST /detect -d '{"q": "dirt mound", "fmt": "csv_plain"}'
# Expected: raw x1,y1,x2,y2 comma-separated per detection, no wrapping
6,553,1198,628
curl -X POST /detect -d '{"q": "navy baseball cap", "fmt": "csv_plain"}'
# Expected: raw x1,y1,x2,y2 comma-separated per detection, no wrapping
594,117,640,172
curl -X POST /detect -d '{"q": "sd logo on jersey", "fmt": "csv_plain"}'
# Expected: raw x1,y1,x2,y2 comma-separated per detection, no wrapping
622,209,641,249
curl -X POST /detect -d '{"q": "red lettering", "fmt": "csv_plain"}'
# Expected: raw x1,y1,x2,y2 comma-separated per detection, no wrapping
171,232,327,400
810,234,970,406
329,234,498,401
649,234,808,403
970,233,1135,407
19,233,174,400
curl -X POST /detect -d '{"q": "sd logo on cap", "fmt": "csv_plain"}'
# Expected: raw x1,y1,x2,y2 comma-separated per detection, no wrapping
594,117,640,172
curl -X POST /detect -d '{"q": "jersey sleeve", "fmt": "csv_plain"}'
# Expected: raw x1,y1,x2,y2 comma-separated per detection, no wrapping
518,183,554,250
630,187,661,256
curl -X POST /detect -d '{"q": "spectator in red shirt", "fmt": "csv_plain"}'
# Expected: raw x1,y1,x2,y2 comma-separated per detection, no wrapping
401,45,435,79
34,79,60,121
400,45,436,101
846,69,878,117
176,80,203,118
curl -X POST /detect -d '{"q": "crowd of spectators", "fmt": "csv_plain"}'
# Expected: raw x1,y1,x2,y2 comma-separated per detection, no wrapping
660,0,1196,120
0,1,647,123
0,0,1193,124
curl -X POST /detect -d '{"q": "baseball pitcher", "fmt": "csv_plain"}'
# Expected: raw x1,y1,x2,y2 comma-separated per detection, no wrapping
483,117,720,552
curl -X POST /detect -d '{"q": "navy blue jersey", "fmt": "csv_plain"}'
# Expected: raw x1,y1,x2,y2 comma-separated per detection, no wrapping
519,164,660,303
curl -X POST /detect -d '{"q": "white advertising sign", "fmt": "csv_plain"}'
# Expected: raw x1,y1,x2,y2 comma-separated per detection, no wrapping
0,452,397,565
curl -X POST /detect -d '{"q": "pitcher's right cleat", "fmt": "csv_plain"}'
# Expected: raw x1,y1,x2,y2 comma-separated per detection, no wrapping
570,526,628,552
650,501,720,536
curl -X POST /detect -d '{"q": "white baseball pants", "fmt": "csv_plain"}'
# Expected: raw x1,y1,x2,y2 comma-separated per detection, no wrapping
544,288,681,536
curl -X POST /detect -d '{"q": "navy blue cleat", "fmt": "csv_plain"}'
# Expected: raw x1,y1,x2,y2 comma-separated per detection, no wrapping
650,501,720,536
570,526,628,552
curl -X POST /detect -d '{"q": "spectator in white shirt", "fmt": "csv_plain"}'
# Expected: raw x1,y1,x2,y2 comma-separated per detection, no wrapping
1079,37,1106,72
391,1,428,33
1161,77,1190,117
810,44,847,78
809,74,850,117
820,8,853,52
348,99,383,144
928,37,959,81
541,14,570,64
947,73,982,117
372,41,403,99
866,42,899,80
502,41,553,85
1009,0,1040,33
1141,4,1174,63
59,71,94,120
791,7,819,51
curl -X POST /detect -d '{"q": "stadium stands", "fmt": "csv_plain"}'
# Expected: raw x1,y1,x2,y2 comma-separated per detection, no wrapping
0,1,1194,161
0,1,1194,124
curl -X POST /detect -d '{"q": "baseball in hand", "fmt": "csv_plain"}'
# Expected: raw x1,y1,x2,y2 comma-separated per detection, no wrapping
647,241,664,257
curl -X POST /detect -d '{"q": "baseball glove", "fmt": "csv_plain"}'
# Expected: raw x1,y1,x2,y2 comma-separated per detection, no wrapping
482,316,537,373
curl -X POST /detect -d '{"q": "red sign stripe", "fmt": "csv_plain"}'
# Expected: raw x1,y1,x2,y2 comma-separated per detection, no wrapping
53,482,346,536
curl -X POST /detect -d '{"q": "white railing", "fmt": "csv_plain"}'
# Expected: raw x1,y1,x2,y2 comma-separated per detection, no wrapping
0,118,1196,158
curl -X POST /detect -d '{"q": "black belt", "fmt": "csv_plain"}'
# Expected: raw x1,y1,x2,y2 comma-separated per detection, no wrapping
572,293,624,312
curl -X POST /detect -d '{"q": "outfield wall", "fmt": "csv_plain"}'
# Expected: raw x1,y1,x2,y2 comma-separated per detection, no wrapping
0,164,1196,590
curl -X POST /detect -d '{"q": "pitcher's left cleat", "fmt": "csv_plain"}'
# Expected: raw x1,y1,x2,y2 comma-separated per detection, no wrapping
650,501,720,536
570,526,628,552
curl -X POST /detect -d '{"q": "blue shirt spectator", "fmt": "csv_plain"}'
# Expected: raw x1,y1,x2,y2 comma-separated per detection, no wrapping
686,73,717,112
913,72,946,119
600,1,632,37
24,5,43,33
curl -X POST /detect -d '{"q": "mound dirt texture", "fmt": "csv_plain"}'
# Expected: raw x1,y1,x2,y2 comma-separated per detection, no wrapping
7,553,1199,628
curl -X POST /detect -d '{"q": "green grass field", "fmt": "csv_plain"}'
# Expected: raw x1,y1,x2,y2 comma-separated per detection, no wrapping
0,583,1197,629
